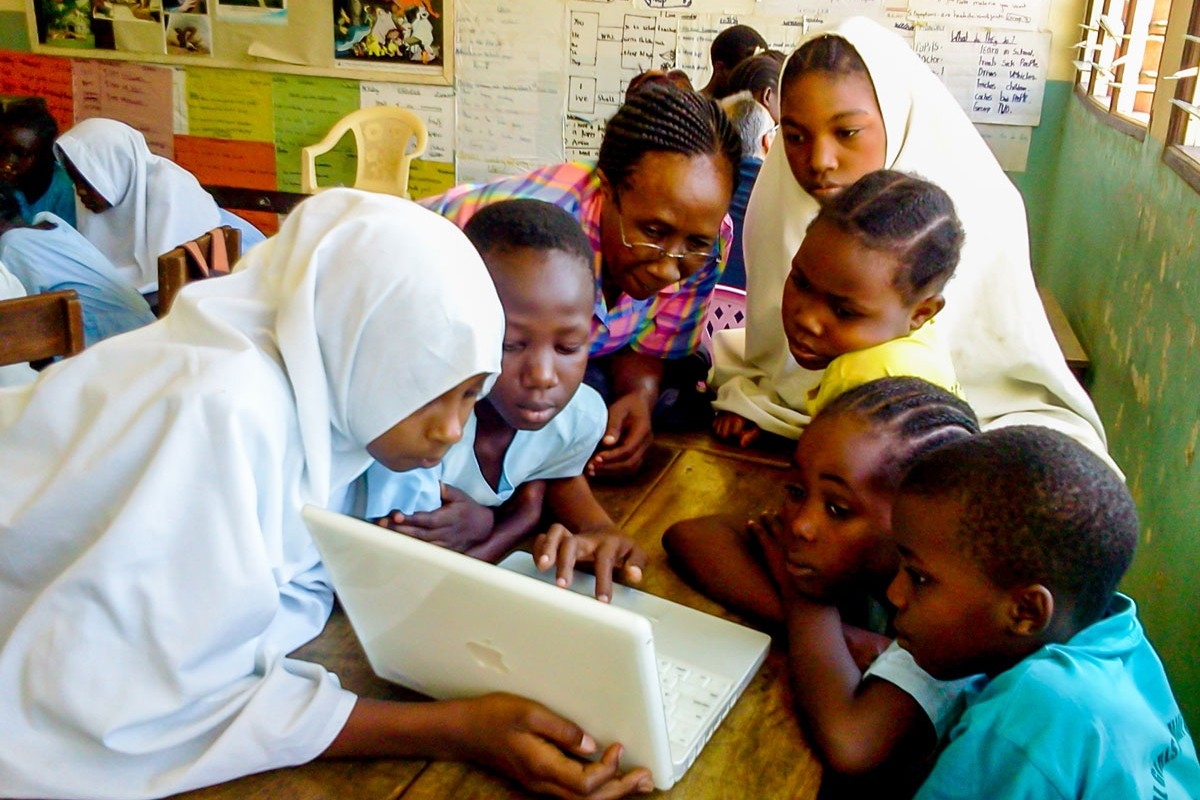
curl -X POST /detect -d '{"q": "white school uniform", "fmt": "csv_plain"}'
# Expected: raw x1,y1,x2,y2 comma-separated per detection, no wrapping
55,117,222,293
0,212,156,346
709,17,1112,468
361,384,606,518
0,189,503,799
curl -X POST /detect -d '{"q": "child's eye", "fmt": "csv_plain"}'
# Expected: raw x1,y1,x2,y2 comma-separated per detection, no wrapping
832,305,862,320
789,270,812,292
556,344,584,355
501,342,523,353
837,127,862,139
825,502,852,519
783,483,806,503
904,566,930,588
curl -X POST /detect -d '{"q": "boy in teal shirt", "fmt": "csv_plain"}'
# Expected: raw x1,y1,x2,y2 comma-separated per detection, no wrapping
889,426,1199,799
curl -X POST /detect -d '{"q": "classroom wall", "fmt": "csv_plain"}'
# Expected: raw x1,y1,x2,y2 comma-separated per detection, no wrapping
1038,96,1200,730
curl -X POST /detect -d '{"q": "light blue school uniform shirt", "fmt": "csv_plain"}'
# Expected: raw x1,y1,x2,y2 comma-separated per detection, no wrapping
15,163,77,228
361,385,607,518
915,594,1200,800
0,212,155,346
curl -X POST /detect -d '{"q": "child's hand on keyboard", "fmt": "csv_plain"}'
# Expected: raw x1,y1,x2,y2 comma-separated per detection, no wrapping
533,523,647,603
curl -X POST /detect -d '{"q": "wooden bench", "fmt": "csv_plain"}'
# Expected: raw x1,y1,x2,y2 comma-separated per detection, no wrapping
1037,285,1091,386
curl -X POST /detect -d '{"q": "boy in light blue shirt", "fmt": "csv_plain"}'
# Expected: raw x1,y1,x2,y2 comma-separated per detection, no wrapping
889,426,1200,799
361,199,645,600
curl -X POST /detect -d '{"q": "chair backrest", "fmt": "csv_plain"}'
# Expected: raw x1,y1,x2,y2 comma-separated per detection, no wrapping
0,289,85,369
701,284,748,352
156,225,241,317
300,106,429,199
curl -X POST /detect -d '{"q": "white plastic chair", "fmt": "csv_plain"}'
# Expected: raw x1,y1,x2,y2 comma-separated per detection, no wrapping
300,106,429,199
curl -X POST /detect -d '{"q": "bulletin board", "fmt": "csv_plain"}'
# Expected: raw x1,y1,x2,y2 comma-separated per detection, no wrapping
24,0,454,84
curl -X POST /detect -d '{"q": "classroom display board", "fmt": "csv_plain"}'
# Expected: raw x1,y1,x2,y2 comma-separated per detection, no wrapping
4,0,1059,221
26,0,454,83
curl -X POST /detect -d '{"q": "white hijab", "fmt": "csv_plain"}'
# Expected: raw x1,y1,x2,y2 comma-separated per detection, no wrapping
55,117,222,292
710,17,1110,463
0,189,504,798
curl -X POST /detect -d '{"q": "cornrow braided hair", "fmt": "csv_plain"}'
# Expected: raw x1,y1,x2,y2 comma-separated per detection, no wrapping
819,376,980,488
815,169,965,301
781,33,869,96
597,82,743,197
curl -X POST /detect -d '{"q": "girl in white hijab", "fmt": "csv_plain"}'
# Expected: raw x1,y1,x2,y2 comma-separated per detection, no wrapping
709,17,1111,464
54,117,222,293
0,189,652,800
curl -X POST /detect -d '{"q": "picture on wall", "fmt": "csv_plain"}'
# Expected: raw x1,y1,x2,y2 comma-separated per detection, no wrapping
33,0,94,46
335,0,445,69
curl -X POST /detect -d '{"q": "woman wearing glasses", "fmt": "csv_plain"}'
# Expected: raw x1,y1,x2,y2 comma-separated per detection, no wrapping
422,83,742,478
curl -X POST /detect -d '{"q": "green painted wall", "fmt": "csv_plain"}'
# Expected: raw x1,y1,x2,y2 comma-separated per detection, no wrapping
1037,94,1200,730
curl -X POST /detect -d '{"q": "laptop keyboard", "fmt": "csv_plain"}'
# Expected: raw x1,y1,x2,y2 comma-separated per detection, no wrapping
657,657,735,767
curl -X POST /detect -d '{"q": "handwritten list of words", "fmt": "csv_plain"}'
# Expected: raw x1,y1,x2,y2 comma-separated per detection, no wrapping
914,25,1051,126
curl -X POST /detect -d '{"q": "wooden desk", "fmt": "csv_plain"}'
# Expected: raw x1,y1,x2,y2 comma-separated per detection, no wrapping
172,433,821,800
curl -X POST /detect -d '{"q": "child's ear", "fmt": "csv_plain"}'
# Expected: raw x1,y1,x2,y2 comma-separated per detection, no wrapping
1005,584,1054,637
596,168,615,203
908,293,945,331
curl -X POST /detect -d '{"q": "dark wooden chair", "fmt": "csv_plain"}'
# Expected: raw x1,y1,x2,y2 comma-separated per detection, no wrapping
155,225,241,317
0,289,85,370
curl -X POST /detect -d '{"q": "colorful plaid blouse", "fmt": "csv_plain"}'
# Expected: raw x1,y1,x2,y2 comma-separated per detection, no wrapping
420,161,732,360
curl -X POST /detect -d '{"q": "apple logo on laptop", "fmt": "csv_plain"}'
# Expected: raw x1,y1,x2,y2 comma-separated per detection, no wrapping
467,640,510,674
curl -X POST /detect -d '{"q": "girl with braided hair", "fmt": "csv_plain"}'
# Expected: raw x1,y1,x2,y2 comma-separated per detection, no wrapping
779,169,966,420
709,17,1112,473
422,82,742,479
664,376,982,793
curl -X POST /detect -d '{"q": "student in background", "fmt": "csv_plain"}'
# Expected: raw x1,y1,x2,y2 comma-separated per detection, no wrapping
422,83,742,477
362,199,647,600
54,117,222,293
0,187,154,345
0,97,76,226
698,24,767,98
725,49,786,124
708,17,1111,467
664,378,981,796
716,169,964,447
718,90,776,289
0,190,653,800
891,426,1200,799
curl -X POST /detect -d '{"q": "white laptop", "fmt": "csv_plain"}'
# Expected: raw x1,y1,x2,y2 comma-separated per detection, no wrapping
302,504,771,790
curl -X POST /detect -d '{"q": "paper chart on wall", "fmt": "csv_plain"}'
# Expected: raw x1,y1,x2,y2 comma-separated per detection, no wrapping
564,2,679,160
914,24,1050,126
908,0,1049,31
455,0,565,182
360,81,455,163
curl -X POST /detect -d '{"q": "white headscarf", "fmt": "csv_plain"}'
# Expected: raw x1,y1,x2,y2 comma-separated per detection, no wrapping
55,117,222,292
710,17,1110,463
0,189,504,798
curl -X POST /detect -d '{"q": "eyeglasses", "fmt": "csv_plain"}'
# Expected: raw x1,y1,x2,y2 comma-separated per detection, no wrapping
613,201,716,269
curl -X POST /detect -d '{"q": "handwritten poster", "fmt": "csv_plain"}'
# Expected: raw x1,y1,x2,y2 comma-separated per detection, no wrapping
914,25,1051,125
456,0,563,179
565,2,678,158
0,52,76,134
271,73,359,191
360,81,455,163
71,60,176,156
908,0,1049,31
186,67,274,141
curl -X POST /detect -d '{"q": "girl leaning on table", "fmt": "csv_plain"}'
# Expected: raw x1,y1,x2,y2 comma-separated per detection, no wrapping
0,188,653,800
